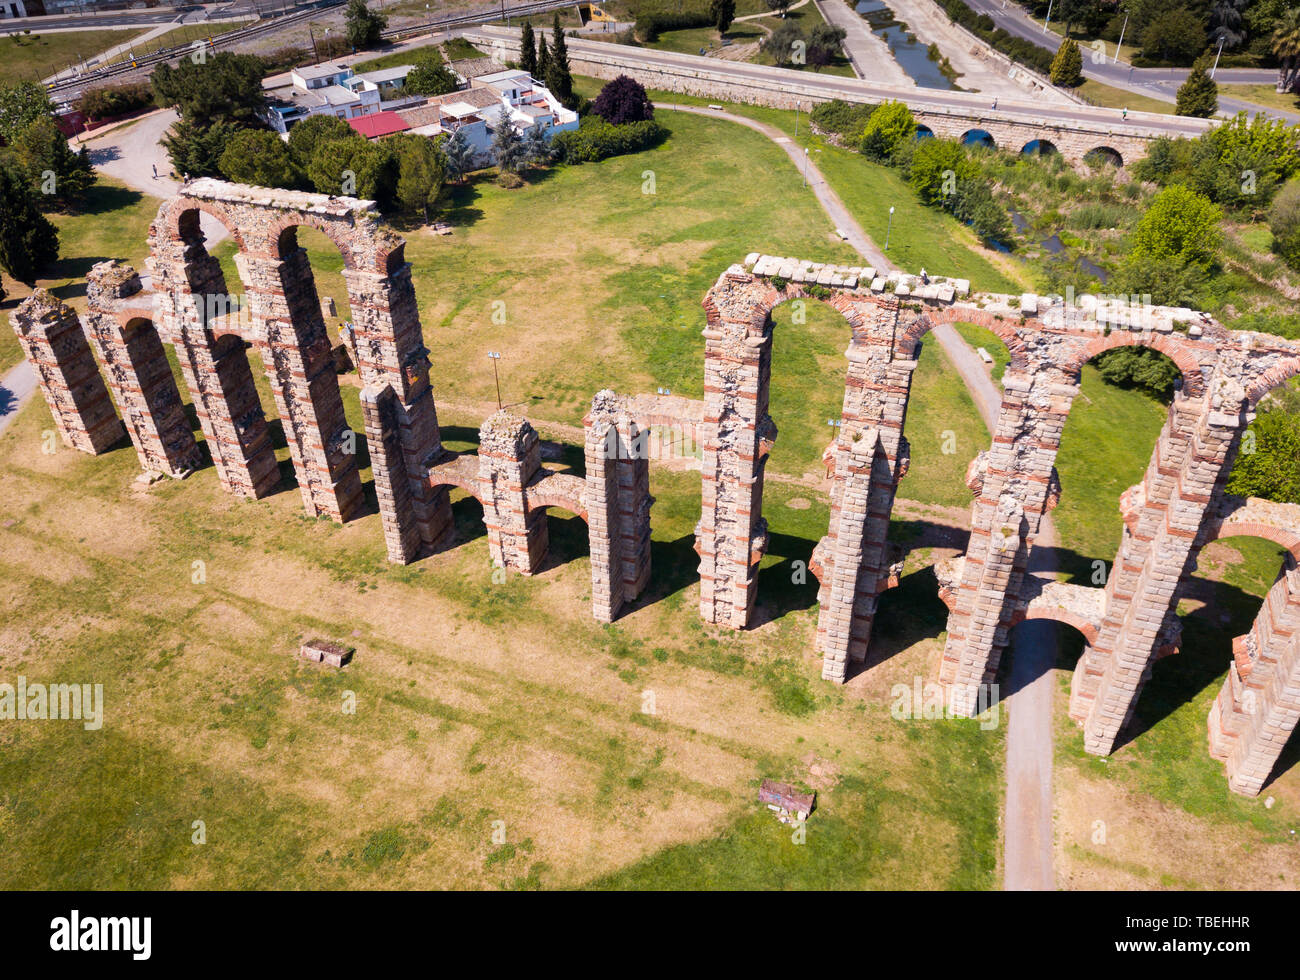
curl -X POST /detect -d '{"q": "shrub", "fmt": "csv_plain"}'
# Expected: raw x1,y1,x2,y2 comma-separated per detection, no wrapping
809,99,875,139
859,100,916,162
635,10,712,42
1269,179,1300,270
219,129,301,189
552,117,667,164
78,81,154,120
1130,184,1223,270
591,75,654,125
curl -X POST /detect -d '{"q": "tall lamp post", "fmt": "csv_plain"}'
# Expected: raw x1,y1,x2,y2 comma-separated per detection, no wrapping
1211,35,1226,78
885,205,895,250
794,100,800,142
802,146,809,187
488,351,502,409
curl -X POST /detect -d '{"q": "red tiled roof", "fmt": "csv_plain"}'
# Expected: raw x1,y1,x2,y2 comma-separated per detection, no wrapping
347,111,411,139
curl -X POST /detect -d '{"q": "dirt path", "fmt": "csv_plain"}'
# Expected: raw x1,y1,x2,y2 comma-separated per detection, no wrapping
0,360,37,440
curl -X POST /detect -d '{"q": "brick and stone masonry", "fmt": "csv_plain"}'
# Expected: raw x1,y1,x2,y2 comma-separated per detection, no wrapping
15,179,1300,797
10,289,125,455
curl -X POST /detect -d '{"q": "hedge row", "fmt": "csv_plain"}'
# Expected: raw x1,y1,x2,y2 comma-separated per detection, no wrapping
635,10,713,42
77,80,155,121
553,116,668,163
936,0,1054,77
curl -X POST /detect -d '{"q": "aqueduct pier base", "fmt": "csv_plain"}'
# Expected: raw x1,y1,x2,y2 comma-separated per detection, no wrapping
10,180,1300,797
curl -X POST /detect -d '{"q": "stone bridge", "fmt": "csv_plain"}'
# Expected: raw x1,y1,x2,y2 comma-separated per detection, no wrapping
11,181,1300,799
464,25,1208,166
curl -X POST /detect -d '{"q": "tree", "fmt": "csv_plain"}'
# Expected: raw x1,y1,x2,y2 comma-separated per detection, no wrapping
0,151,59,287
1272,6,1300,92
1140,6,1210,64
219,129,302,189
1226,394,1300,504
521,123,555,167
404,54,458,96
545,15,576,109
151,53,266,127
344,0,387,51
440,128,476,184
592,75,654,124
288,114,354,166
908,138,977,207
309,136,398,209
762,22,804,67
1130,184,1223,269
0,81,55,143
537,31,551,80
491,122,526,175
710,0,736,34
1210,0,1249,50
388,132,445,217
807,24,846,70
11,114,96,210
1095,346,1182,399
520,20,538,77
860,101,916,162
162,117,249,178
765,0,792,17
1050,38,1084,86
1268,179,1300,269
1176,54,1219,116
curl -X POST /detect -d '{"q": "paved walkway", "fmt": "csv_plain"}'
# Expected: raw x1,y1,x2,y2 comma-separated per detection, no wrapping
0,361,37,440
668,99,1056,891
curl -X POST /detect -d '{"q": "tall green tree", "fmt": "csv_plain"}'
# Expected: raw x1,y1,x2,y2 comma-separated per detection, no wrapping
287,114,354,166
1131,183,1223,268
545,15,576,109
520,20,538,76
151,53,266,127
1272,6,1300,92
1140,6,1210,64
12,114,96,210
860,100,916,162
388,131,446,217
491,122,526,174
537,32,551,80
1050,38,1084,86
0,82,55,144
344,0,387,50
306,134,398,211
162,117,249,178
710,0,736,34
1176,54,1219,116
219,129,302,189
405,54,459,96
439,128,476,184
0,151,59,287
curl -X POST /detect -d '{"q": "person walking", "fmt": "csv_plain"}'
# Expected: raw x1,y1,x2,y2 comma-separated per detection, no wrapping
151,163,157,179
991,98,997,111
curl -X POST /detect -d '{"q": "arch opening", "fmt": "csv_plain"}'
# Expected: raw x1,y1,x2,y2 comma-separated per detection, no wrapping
1021,139,1059,157
1084,146,1123,168
961,128,996,150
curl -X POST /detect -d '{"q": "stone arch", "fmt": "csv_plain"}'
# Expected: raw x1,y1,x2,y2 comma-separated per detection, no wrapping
1084,146,1123,167
915,124,935,140
1014,606,1100,646
1246,356,1300,406
161,197,247,253
961,128,996,149
1074,331,1206,397
1021,138,1059,157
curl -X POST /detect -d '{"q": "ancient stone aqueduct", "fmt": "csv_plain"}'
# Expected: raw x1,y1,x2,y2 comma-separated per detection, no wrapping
11,179,1300,797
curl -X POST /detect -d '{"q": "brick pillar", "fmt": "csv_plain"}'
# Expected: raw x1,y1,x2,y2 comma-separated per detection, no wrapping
344,261,451,562
150,220,279,499
84,261,201,478
696,325,771,629
813,314,916,681
1069,391,1203,722
239,251,363,522
939,365,1076,715
479,411,548,574
10,290,124,454
1208,555,1300,796
1076,389,1249,755
361,383,423,562
586,391,653,622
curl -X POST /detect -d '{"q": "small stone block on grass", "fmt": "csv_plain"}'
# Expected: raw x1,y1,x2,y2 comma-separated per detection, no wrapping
300,639,354,667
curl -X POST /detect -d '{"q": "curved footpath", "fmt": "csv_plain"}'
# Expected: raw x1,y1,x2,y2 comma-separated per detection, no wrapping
668,102,1057,890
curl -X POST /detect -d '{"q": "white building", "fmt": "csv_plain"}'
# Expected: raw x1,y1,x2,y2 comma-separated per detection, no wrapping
0,0,28,20
261,61,424,134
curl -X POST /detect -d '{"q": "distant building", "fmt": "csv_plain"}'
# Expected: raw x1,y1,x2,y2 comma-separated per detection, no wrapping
347,110,411,140
261,61,424,134
0,0,29,18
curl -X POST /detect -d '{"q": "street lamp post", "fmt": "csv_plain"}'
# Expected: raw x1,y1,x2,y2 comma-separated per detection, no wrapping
885,205,895,250
1043,0,1053,34
1211,35,1225,79
794,100,800,142
802,146,809,187
488,352,502,409
1114,12,1128,65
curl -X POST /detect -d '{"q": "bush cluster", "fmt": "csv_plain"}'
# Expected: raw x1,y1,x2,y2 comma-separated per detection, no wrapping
553,116,667,164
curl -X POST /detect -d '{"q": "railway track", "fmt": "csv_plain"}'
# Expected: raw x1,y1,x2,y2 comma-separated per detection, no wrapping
48,0,579,103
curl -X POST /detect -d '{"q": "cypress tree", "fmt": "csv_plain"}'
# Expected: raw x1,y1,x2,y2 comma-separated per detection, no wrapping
520,21,537,77
1176,56,1219,118
1049,38,1083,87
546,14,576,109
537,31,551,80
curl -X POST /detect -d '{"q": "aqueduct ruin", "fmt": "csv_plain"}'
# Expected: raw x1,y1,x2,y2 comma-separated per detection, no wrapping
11,180,1300,798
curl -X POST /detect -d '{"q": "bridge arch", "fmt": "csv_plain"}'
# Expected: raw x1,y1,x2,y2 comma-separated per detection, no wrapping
1084,146,1123,168
961,128,997,149
1072,331,1207,397
1021,138,1059,157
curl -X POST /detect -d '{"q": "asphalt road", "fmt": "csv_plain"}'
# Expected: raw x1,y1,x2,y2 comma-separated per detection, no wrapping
963,0,1298,122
